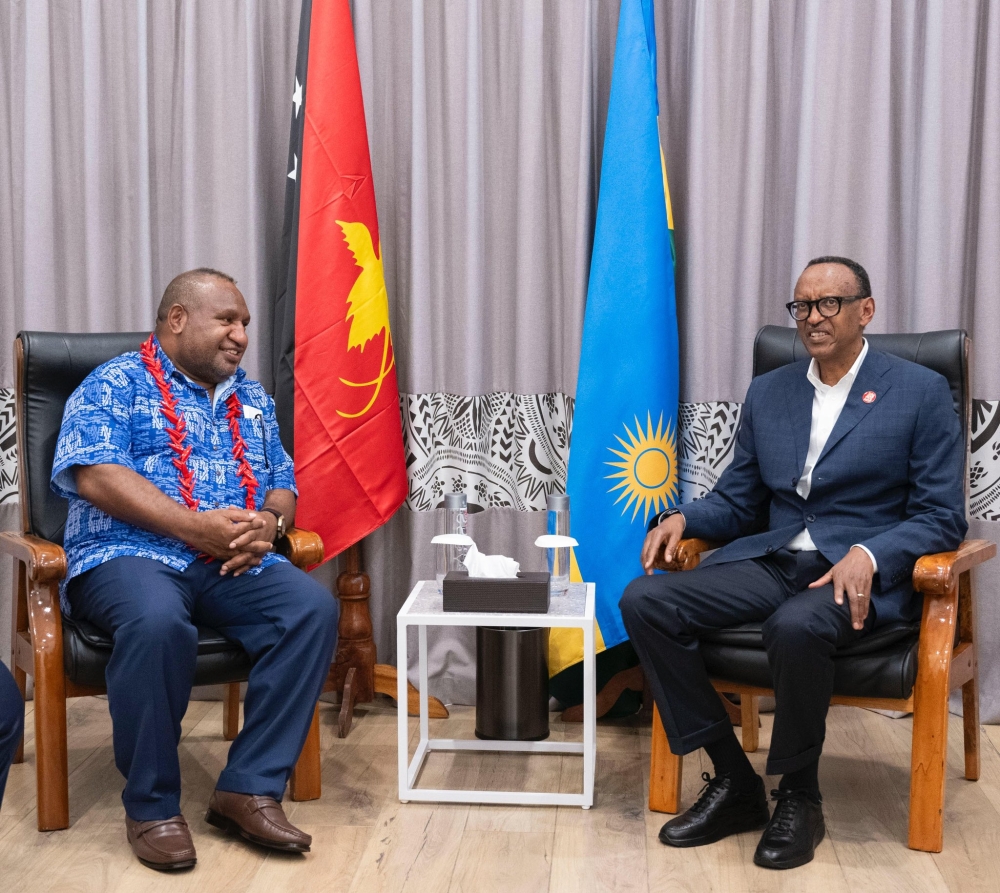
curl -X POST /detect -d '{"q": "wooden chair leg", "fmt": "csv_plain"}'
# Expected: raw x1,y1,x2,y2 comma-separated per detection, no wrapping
29,581,70,831
289,705,321,802
959,569,980,781
962,676,980,781
740,695,759,752
908,582,958,853
12,664,27,764
649,704,682,814
222,683,241,742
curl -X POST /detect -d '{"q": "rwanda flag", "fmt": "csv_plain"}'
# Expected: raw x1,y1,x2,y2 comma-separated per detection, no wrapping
549,0,679,707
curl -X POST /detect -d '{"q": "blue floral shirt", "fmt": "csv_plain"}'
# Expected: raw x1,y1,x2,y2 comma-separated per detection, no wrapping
51,337,297,609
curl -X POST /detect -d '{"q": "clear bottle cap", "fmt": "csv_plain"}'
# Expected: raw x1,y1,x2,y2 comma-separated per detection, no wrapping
546,493,570,511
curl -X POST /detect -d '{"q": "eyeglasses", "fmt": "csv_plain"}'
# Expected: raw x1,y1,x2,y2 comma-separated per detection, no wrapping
785,295,867,321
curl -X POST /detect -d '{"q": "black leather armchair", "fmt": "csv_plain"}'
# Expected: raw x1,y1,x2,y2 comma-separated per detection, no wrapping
1,331,327,830
647,326,995,853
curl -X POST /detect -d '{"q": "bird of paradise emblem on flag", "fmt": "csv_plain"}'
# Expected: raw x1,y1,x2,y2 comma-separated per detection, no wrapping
336,220,396,419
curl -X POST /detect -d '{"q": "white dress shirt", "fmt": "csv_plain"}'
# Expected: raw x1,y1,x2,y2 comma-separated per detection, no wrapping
786,339,878,571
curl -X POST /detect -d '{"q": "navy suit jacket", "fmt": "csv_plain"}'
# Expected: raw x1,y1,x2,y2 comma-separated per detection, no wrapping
678,348,967,625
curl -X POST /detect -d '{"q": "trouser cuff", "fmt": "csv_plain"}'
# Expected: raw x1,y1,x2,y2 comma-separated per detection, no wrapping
667,716,735,756
123,793,182,822
765,741,824,776
216,769,286,801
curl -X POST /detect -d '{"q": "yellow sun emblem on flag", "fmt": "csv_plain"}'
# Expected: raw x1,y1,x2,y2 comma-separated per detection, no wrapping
605,413,679,523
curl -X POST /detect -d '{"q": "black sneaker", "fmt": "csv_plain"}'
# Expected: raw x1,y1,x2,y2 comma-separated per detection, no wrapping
753,789,826,870
658,772,770,848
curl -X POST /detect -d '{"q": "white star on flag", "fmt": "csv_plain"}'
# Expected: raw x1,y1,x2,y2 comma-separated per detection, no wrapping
292,78,303,118
288,153,297,181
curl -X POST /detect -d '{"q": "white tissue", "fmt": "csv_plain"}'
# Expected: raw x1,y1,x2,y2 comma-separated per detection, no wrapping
462,542,520,578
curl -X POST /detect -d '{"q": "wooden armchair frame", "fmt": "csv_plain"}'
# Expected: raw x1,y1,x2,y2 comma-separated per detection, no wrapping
647,535,996,853
1,526,327,832
2,332,331,831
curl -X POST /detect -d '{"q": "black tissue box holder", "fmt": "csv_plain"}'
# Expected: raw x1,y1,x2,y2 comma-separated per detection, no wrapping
442,571,551,613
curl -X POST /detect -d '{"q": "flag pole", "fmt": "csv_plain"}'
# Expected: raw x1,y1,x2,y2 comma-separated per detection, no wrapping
330,542,448,736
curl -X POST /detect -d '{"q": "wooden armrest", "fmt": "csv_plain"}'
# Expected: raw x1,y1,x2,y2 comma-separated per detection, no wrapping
0,532,67,583
654,537,725,572
276,527,324,569
912,539,997,598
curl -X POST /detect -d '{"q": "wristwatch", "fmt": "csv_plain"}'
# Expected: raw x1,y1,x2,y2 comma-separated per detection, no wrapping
658,507,683,526
260,507,286,541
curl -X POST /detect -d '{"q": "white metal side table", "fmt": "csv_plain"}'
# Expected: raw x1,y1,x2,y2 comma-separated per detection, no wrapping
396,580,596,808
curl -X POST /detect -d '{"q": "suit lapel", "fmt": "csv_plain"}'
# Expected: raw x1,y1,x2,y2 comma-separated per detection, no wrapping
783,369,815,474
817,349,892,465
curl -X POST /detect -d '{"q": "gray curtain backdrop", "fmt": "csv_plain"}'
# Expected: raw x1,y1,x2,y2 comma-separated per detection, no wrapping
1,1,999,718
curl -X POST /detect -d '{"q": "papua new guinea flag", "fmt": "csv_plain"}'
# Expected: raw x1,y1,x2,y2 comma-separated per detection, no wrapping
272,0,407,563
549,0,680,701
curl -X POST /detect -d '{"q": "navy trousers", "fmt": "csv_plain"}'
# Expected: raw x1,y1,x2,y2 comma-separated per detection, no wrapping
620,549,876,775
0,660,24,810
68,556,338,821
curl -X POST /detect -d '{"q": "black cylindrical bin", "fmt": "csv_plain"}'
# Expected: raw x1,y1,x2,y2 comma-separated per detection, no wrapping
475,626,549,741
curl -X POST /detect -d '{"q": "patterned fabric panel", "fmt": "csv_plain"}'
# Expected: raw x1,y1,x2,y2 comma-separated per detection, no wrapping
401,392,573,511
5,388,999,521
677,401,742,502
0,389,14,503
401,393,1000,521
971,400,1000,521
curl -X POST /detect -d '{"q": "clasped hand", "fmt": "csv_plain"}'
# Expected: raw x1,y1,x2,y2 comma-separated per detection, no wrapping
190,508,276,577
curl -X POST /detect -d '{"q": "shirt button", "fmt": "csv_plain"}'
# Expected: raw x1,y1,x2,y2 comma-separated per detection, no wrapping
791,477,798,486
806,514,816,523
765,546,774,553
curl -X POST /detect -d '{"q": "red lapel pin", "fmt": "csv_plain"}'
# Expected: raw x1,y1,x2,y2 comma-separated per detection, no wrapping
862,391,876,404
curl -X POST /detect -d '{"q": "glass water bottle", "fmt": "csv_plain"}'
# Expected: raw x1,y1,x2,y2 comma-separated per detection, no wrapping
546,493,570,591
436,492,469,587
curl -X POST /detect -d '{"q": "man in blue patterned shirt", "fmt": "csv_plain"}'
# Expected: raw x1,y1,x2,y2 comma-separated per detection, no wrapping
52,268,338,871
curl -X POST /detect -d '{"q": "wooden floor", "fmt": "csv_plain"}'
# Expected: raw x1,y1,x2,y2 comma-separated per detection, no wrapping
1,697,998,892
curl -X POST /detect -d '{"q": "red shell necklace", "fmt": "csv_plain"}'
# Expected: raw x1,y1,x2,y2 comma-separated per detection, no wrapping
140,335,259,511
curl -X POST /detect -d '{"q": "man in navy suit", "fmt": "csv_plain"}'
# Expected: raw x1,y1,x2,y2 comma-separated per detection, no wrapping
620,256,967,870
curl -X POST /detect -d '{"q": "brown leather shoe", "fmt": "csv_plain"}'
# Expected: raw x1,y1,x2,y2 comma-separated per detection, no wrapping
125,814,197,871
206,789,311,852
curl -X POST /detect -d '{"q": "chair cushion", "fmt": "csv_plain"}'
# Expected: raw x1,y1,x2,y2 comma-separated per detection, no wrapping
700,622,922,701
63,616,252,690
702,620,919,655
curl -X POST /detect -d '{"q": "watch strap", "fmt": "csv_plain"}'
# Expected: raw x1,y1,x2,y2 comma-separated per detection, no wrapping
260,507,286,539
